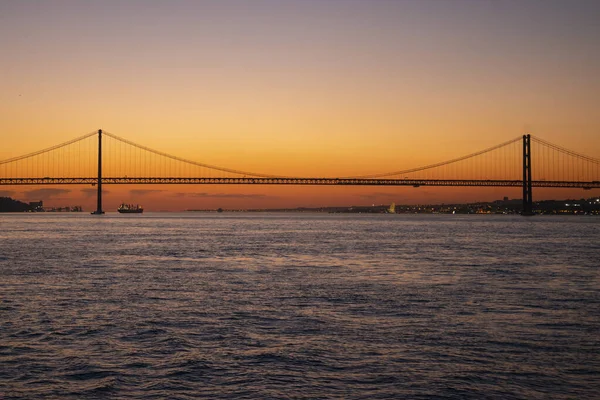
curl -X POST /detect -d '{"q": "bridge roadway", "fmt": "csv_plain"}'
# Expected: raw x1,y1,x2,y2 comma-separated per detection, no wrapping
1,177,599,189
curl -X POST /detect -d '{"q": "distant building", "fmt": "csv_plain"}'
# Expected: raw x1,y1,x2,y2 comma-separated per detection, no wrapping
29,200,43,211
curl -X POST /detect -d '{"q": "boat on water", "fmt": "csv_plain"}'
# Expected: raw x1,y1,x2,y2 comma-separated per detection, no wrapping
117,203,143,213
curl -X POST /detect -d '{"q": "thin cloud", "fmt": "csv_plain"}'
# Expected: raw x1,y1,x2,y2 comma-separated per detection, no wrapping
358,192,401,200
0,190,15,197
129,189,165,196
23,188,71,199
80,188,110,197
173,192,273,199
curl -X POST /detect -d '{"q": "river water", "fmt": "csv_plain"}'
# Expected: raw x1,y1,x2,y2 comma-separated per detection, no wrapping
1,213,599,399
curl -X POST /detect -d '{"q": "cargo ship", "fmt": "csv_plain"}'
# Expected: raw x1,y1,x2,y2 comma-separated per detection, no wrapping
117,203,143,213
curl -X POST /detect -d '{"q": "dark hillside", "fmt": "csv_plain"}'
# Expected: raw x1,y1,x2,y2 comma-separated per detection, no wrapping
0,197,33,212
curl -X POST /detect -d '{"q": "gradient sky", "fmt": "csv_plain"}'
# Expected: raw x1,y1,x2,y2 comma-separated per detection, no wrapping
1,0,599,210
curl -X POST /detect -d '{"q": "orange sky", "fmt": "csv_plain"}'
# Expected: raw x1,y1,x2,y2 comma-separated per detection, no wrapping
1,1,599,210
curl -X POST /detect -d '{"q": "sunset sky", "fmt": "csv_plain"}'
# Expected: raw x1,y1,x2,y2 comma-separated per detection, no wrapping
1,0,599,210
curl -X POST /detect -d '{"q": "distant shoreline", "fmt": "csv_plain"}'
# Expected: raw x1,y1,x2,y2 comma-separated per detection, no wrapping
186,197,600,215
2,196,599,215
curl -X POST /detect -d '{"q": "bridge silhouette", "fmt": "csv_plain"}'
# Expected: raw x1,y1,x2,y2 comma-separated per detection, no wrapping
1,130,599,215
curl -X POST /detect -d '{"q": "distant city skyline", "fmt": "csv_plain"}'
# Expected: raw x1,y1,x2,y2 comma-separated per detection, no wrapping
1,0,599,209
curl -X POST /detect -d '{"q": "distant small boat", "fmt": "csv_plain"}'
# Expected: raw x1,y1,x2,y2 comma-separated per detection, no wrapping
117,203,143,213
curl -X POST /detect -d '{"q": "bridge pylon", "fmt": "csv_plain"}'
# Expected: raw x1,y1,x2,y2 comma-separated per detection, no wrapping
522,134,533,215
91,129,104,215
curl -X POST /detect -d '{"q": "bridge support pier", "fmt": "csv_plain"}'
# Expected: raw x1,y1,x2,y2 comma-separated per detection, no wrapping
522,134,533,216
91,129,104,215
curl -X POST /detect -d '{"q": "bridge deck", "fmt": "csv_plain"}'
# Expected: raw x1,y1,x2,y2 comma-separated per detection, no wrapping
1,177,599,189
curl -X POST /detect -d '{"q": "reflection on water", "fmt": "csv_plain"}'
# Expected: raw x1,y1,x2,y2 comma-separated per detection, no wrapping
1,213,599,399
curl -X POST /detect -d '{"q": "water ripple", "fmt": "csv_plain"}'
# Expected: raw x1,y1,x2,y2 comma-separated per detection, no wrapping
1,213,599,399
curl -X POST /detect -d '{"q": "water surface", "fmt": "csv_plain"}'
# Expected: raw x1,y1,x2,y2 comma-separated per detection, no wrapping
1,213,599,399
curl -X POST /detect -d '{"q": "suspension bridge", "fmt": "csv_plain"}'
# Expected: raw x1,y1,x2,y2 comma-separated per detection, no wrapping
1,130,599,215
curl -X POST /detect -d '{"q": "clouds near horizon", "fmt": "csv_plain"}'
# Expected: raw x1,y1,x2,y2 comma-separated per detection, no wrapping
22,188,71,200
80,188,110,197
173,192,272,199
0,190,16,197
129,189,165,196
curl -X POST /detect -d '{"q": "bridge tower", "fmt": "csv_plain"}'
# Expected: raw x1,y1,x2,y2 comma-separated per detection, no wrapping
91,129,104,215
522,134,533,215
